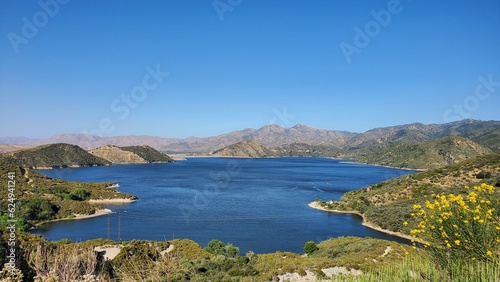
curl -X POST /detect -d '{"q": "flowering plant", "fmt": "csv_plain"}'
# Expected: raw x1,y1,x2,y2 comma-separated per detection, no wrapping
408,183,499,267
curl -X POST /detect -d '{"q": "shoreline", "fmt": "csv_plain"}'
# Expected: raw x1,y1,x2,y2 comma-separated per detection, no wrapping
307,201,415,241
174,155,427,171
33,198,136,228
89,198,137,204
33,164,110,170
340,161,426,172
34,208,113,227
73,208,113,220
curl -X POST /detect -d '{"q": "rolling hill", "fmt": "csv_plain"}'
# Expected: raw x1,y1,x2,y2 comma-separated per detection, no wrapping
211,140,275,158
316,152,500,234
357,136,493,169
0,158,136,225
88,145,149,164
89,145,174,164
120,145,174,163
1,143,111,168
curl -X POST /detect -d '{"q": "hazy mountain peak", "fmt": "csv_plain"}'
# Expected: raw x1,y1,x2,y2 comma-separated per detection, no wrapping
260,124,284,130
6,119,498,154
291,123,315,130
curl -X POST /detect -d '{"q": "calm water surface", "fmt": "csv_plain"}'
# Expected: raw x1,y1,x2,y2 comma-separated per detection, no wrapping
33,157,414,254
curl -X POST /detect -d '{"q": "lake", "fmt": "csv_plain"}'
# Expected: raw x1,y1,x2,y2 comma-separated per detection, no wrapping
33,157,414,254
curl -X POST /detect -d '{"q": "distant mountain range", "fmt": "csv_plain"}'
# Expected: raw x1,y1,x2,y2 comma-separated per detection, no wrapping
2,119,499,158
15,123,353,153
0,136,39,144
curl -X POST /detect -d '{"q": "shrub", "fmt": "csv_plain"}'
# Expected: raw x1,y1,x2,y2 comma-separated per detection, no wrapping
303,241,319,255
69,188,91,201
20,199,59,221
476,171,492,179
409,183,500,271
224,243,239,258
205,239,225,256
55,238,73,245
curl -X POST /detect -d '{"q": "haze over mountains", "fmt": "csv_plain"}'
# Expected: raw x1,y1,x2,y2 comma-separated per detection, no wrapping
2,119,499,156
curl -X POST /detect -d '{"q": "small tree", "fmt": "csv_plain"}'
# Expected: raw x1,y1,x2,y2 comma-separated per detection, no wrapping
224,243,239,258
205,239,225,256
70,188,90,201
303,241,319,255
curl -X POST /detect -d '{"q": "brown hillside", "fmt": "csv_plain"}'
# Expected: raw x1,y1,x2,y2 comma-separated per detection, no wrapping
89,145,147,164
212,140,275,158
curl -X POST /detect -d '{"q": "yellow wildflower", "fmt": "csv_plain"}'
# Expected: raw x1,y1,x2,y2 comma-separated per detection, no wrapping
466,191,477,203
425,201,435,209
486,209,494,218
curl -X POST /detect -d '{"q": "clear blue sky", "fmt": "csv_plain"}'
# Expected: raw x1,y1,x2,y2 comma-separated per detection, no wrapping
1,0,499,138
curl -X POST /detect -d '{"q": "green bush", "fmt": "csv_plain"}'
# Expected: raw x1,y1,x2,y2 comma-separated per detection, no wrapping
303,241,319,255
224,243,239,258
55,238,73,244
69,188,90,201
19,198,59,221
205,239,225,256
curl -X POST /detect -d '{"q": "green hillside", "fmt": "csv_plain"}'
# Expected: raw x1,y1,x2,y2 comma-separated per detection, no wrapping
0,158,136,226
317,152,500,234
470,127,500,152
2,234,415,281
2,143,111,168
120,145,175,163
358,136,492,169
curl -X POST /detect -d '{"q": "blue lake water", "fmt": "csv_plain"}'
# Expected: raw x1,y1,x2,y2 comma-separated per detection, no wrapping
33,157,414,254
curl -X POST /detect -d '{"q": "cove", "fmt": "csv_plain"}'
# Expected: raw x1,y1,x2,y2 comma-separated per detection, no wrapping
33,157,415,254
